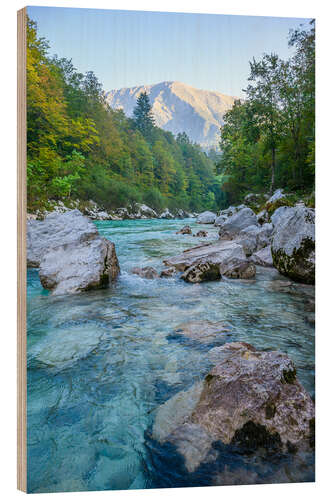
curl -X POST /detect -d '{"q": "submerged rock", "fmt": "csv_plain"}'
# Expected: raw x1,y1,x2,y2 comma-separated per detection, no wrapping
194,230,208,237
173,320,230,343
152,382,204,444
28,210,120,295
35,323,104,369
131,266,159,279
268,280,293,293
176,225,192,235
213,465,260,486
153,342,314,472
271,206,315,284
196,211,216,224
160,267,178,278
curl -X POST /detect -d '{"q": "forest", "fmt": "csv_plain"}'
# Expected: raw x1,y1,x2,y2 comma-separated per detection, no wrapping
218,20,315,205
27,17,315,213
26,17,220,213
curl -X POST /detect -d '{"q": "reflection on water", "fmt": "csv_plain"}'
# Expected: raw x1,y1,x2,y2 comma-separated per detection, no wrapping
27,219,315,492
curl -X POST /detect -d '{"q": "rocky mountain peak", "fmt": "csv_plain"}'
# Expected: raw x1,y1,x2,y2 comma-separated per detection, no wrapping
105,81,238,149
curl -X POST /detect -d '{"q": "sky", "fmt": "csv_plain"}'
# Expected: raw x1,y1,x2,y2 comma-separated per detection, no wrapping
27,6,310,98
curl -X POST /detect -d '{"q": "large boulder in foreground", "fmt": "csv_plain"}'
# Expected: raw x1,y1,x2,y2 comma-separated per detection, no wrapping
27,209,99,267
196,211,216,224
271,206,315,284
152,342,314,472
219,207,258,240
39,238,119,296
28,210,120,295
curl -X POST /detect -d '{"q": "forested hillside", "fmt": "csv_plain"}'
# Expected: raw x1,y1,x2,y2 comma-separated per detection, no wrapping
218,21,315,205
27,17,220,213
27,17,315,215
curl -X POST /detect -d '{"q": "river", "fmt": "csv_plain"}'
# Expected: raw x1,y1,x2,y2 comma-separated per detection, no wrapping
27,218,315,492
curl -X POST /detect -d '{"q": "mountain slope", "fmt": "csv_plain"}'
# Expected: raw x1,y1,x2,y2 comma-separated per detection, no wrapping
105,81,238,149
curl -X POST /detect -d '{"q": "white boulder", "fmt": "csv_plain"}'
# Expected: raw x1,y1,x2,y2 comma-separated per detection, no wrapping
196,211,216,224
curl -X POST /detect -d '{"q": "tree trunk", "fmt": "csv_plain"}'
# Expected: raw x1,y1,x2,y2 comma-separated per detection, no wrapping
269,146,276,194
293,125,302,189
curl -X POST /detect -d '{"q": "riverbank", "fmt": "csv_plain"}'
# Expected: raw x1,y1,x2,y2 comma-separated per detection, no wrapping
27,199,198,222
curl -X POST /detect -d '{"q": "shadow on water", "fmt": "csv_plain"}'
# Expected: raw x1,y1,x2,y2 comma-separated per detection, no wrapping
144,430,315,489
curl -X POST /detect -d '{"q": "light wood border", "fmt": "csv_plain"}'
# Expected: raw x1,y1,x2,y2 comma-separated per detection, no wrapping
17,7,27,493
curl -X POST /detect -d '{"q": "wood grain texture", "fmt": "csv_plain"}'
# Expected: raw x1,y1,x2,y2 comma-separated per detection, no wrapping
17,7,27,493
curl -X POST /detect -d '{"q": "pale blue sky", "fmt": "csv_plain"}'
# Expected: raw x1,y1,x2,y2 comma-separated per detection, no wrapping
27,6,310,97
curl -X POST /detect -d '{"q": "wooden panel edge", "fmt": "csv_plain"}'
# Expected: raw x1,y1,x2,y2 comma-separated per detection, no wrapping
17,6,27,493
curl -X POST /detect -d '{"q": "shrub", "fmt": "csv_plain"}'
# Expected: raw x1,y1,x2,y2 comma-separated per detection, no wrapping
142,187,166,212
265,194,299,217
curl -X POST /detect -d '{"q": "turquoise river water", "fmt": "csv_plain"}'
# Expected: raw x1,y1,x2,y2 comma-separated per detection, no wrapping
27,218,315,492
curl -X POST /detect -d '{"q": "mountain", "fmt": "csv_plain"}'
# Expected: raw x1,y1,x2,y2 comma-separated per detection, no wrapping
105,81,238,149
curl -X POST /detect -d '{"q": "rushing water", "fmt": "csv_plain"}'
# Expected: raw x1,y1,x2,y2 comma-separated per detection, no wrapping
27,218,315,492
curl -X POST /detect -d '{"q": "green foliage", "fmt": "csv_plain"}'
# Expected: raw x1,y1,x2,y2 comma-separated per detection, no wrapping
305,192,315,209
142,187,166,212
218,20,315,205
27,17,218,213
133,91,156,142
265,196,296,217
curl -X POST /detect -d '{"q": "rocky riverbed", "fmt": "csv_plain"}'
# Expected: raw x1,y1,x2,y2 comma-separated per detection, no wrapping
26,193,315,492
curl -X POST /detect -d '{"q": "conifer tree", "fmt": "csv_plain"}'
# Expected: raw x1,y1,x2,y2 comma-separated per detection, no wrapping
133,91,155,141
